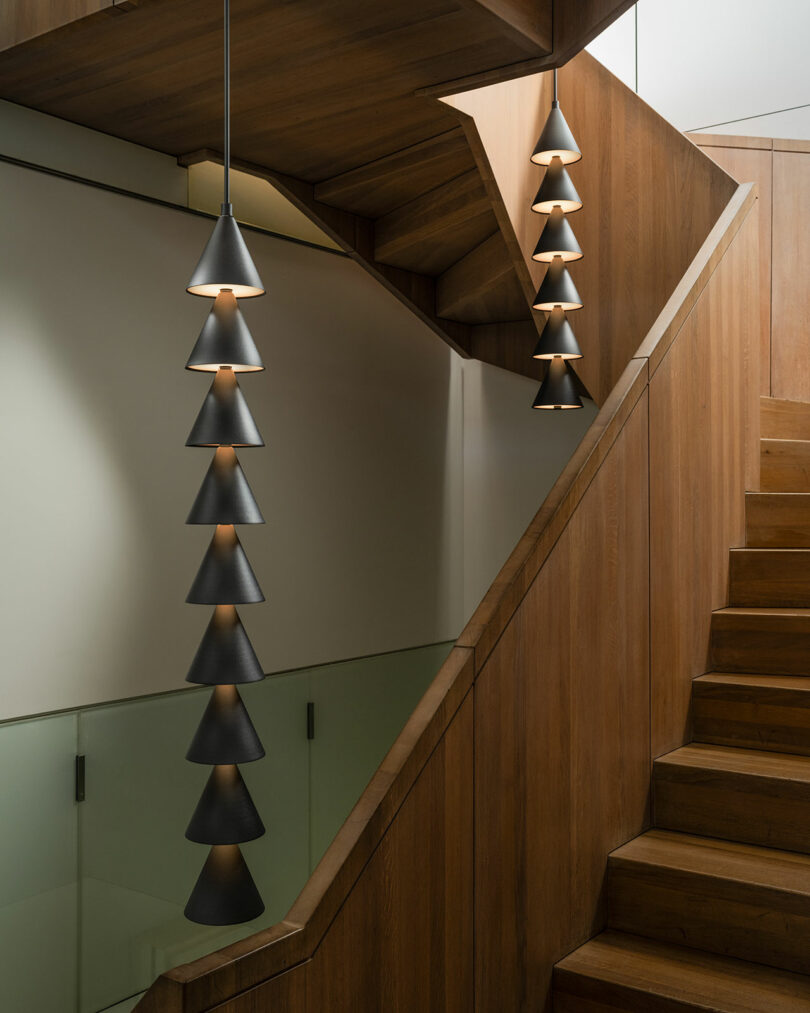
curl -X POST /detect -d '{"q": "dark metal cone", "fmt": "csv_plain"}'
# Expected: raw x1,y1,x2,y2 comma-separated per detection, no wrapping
184,844,265,925
532,213,582,262
187,290,264,372
532,259,582,310
186,765,265,844
187,210,265,298
532,309,582,359
187,526,264,604
187,685,265,764
532,359,583,409
532,160,582,214
187,448,264,525
531,102,581,165
187,368,264,448
187,606,264,686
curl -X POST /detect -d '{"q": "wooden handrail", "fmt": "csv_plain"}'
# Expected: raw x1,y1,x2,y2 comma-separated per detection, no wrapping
136,179,756,1013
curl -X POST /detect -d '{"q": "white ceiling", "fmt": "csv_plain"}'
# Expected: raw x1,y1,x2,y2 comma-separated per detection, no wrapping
587,0,810,140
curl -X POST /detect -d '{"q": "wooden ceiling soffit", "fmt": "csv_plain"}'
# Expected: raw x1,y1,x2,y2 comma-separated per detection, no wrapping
178,150,472,359
417,0,638,97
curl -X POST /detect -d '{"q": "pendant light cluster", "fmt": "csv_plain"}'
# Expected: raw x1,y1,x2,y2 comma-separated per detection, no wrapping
530,69,584,410
183,0,268,927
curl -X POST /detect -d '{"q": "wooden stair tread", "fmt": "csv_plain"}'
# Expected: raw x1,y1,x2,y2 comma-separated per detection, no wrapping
612,828,810,889
696,672,810,692
715,606,810,616
554,930,810,1011
655,742,810,782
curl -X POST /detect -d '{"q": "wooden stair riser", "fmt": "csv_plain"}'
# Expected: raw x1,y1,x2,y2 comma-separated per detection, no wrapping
761,439,810,492
554,979,690,1012
693,674,810,755
374,170,495,274
654,756,810,853
746,493,810,548
761,397,810,441
729,549,810,606
710,610,810,674
554,930,810,1013
313,129,473,218
608,857,810,976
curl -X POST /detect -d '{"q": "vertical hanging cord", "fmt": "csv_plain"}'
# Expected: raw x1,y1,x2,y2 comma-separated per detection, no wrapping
224,0,230,208
553,67,558,103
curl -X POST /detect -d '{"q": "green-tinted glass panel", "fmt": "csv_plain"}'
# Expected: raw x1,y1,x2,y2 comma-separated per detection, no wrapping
309,642,453,866
78,671,309,1012
0,712,78,1013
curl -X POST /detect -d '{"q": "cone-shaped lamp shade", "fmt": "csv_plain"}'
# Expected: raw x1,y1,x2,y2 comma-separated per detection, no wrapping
187,290,264,372
187,605,264,686
187,684,265,764
186,764,265,844
187,368,263,448
532,257,582,311
187,448,264,525
532,158,582,214
187,525,264,604
532,308,582,360
532,209,582,263
184,844,264,925
187,207,265,298
531,102,581,165
532,359,583,410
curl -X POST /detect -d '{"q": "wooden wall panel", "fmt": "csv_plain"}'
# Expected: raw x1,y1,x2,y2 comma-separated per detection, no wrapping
474,394,650,1012
699,143,772,396
210,964,309,1013
772,151,810,403
305,692,474,1013
649,211,760,758
205,694,474,1013
445,53,737,405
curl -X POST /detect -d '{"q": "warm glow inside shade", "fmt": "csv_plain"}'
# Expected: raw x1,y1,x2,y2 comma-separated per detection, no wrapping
186,604,265,686
184,843,265,925
187,290,264,373
532,208,583,263
186,683,265,765
187,367,264,448
530,102,581,166
532,256,583,312
532,307,582,360
187,208,265,298
186,764,265,845
187,524,264,605
532,359,583,410
531,158,582,214
187,447,264,525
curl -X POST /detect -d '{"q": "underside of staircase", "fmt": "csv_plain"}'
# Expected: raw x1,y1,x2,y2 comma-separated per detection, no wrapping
0,0,633,388
555,395,810,1010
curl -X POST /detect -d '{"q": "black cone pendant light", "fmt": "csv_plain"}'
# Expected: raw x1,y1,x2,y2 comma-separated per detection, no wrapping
532,358,583,410
530,69,585,410
184,0,267,926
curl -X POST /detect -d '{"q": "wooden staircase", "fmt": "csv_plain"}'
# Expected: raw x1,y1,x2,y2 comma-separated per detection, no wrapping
554,395,810,1010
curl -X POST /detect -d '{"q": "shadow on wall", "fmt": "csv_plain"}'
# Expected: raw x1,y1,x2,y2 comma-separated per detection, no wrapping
0,158,594,721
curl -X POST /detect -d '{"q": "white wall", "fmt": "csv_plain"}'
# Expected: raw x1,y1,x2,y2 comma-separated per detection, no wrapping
0,161,594,720
588,1,810,139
